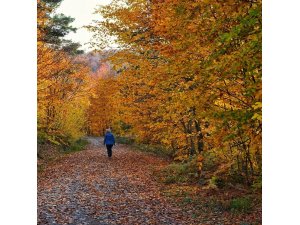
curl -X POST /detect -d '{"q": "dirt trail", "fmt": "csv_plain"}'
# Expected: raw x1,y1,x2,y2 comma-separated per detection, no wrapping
38,137,196,225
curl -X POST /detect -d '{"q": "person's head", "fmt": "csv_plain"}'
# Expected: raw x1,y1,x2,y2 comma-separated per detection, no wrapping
106,128,111,133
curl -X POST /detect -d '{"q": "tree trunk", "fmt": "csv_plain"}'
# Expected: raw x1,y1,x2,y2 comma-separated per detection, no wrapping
187,119,196,156
180,120,192,156
194,119,204,153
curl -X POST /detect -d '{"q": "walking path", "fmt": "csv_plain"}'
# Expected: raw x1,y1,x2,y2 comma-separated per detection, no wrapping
38,137,196,225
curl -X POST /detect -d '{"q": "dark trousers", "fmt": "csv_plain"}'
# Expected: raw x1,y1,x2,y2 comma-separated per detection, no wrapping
106,144,113,157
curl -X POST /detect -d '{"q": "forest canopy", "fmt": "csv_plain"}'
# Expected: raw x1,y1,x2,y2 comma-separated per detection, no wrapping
38,0,262,186
87,0,262,186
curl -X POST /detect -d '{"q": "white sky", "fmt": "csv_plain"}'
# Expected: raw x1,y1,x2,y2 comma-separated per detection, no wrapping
56,0,113,52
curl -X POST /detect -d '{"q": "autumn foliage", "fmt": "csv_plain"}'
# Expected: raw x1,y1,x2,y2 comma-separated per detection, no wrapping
87,68,118,136
37,0,91,146
88,0,262,185
37,0,262,187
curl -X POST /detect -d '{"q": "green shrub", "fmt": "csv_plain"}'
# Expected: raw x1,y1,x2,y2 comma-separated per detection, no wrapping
184,196,193,203
208,175,225,189
160,159,199,184
164,175,179,184
115,136,135,145
37,132,47,145
115,136,174,158
133,143,174,158
228,170,247,184
229,197,252,212
62,138,89,153
252,174,262,191
202,151,218,171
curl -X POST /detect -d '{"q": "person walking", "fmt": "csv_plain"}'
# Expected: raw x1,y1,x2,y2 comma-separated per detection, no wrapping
103,128,115,158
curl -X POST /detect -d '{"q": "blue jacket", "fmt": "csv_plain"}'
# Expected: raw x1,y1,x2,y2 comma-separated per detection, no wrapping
104,132,115,145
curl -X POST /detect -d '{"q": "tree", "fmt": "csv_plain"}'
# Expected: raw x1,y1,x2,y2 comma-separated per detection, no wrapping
89,0,262,185
38,0,84,54
38,0,90,146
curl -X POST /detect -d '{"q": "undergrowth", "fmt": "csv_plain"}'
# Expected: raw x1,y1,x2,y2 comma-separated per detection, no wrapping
228,197,253,213
116,135,259,219
61,138,89,154
116,136,173,159
38,137,89,173
158,159,199,184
